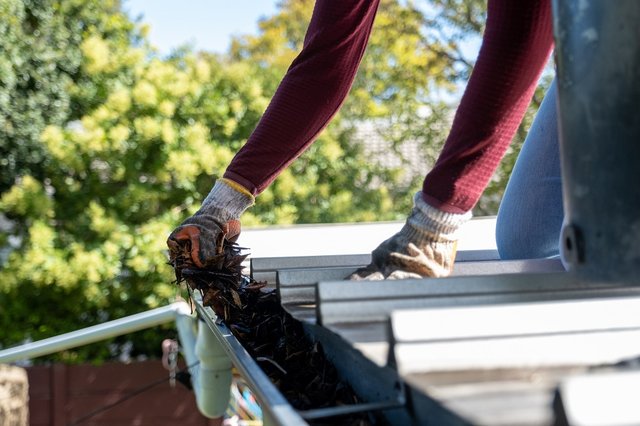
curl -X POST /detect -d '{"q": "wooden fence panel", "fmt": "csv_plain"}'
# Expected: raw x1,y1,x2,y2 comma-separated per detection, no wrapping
26,360,219,426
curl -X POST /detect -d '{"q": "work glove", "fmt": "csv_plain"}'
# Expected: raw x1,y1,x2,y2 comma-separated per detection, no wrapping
167,178,254,268
349,192,471,280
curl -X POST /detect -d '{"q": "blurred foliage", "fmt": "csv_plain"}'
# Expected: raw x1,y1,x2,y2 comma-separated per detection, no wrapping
0,0,272,361
0,0,140,193
0,0,548,362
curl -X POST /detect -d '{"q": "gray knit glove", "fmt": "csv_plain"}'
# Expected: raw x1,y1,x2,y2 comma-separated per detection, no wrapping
167,179,254,268
349,192,471,280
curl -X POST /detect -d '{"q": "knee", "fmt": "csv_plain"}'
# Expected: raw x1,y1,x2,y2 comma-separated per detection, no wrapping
496,208,561,260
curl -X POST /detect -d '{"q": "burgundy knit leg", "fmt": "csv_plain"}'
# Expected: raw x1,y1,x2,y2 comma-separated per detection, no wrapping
422,0,554,213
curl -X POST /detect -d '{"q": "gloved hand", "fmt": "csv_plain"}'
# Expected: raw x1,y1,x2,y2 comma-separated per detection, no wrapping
349,192,471,280
167,178,254,268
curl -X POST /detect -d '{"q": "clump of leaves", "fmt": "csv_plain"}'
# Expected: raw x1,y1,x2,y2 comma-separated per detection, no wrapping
169,238,367,418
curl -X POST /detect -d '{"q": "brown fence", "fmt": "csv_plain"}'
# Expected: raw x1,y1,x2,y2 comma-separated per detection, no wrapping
26,360,221,426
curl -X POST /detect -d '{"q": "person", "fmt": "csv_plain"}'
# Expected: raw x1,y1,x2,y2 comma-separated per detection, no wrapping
496,79,564,261
167,0,556,279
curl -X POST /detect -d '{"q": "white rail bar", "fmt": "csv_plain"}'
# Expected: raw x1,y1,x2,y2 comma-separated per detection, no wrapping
0,302,192,363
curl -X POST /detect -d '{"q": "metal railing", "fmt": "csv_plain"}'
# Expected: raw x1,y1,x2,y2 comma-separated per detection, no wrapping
0,302,192,363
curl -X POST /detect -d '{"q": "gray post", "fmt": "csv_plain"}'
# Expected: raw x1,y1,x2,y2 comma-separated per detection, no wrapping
553,0,640,283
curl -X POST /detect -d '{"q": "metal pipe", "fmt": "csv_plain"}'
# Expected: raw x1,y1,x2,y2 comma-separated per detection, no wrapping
175,314,233,418
174,313,199,370
193,321,232,418
553,0,640,282
0,302,192,363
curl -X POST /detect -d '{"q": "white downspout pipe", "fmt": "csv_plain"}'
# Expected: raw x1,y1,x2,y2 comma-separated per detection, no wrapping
176,315,232,418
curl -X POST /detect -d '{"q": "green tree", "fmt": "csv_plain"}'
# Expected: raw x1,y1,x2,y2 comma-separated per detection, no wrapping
0,0,141,193
0,1,273,361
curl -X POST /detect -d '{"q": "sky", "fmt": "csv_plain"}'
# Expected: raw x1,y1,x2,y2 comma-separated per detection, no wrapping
123,0,279,54
123,1,483,61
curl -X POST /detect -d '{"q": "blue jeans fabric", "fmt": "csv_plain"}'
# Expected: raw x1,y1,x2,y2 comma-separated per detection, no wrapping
495,80,564,259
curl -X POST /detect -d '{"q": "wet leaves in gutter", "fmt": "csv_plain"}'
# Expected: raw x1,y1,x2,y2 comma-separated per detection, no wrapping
169,239,372,425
